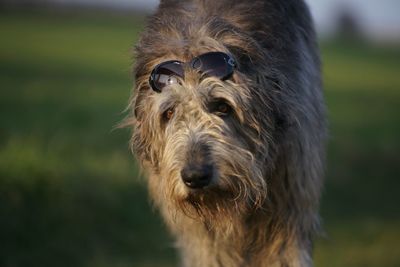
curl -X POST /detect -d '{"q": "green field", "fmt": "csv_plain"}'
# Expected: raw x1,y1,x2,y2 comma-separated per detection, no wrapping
0,10,399,267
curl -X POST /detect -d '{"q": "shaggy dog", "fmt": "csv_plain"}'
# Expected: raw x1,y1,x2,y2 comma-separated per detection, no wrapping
126,0,326,266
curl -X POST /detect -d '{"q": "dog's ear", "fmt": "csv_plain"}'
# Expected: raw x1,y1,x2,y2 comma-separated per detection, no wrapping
133,90,145,121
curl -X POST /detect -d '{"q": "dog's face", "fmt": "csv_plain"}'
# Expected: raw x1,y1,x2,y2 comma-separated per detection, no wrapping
131,51,276,221
129,13,280,221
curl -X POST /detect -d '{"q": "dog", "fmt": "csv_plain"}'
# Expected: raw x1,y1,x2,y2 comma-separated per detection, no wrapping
126,0,326,266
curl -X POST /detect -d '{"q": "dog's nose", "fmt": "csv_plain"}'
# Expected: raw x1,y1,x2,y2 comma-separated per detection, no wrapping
181,164,213,189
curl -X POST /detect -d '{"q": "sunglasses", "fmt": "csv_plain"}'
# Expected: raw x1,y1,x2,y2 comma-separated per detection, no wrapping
149,51,236,93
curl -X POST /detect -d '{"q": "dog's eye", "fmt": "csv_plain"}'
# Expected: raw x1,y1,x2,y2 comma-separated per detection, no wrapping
217,103,230,114
209,100,232,117
163,107,174,121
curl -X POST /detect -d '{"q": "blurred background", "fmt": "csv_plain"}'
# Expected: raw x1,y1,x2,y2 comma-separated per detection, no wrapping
0,0,399,266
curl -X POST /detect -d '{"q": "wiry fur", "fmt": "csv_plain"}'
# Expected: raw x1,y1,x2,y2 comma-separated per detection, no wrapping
125,0,326,266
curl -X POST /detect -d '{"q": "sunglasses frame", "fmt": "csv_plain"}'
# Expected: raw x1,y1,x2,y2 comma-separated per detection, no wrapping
149,51,236,93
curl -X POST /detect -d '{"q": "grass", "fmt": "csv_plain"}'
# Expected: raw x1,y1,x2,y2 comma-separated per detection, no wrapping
0,9,399,267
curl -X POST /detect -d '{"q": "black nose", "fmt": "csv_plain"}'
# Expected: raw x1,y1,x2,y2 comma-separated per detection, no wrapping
181,164,213,189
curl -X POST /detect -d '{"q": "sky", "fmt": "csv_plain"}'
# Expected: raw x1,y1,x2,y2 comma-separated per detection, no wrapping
54,0,400,40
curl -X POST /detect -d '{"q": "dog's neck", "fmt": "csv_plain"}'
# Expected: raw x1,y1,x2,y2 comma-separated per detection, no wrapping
168,209,309,267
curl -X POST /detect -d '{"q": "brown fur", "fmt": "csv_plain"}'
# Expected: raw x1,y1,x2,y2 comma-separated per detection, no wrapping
125,0,326,266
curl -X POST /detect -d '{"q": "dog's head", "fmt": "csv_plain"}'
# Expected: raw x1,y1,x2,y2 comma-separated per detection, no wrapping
127,2,285,222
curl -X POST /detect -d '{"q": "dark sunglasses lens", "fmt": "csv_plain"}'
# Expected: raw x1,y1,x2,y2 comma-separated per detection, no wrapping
192,52,235,79
150,62,184,92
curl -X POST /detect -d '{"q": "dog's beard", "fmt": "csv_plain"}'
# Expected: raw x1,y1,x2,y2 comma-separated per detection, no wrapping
156,143,268,227
174,186,245,231
169,170,267,229
180,186,237,216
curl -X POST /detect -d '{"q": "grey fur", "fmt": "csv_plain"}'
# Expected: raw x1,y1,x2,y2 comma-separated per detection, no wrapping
125,0,326,266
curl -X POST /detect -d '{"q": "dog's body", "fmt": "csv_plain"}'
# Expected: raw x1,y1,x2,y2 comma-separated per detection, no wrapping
128,0,326,266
